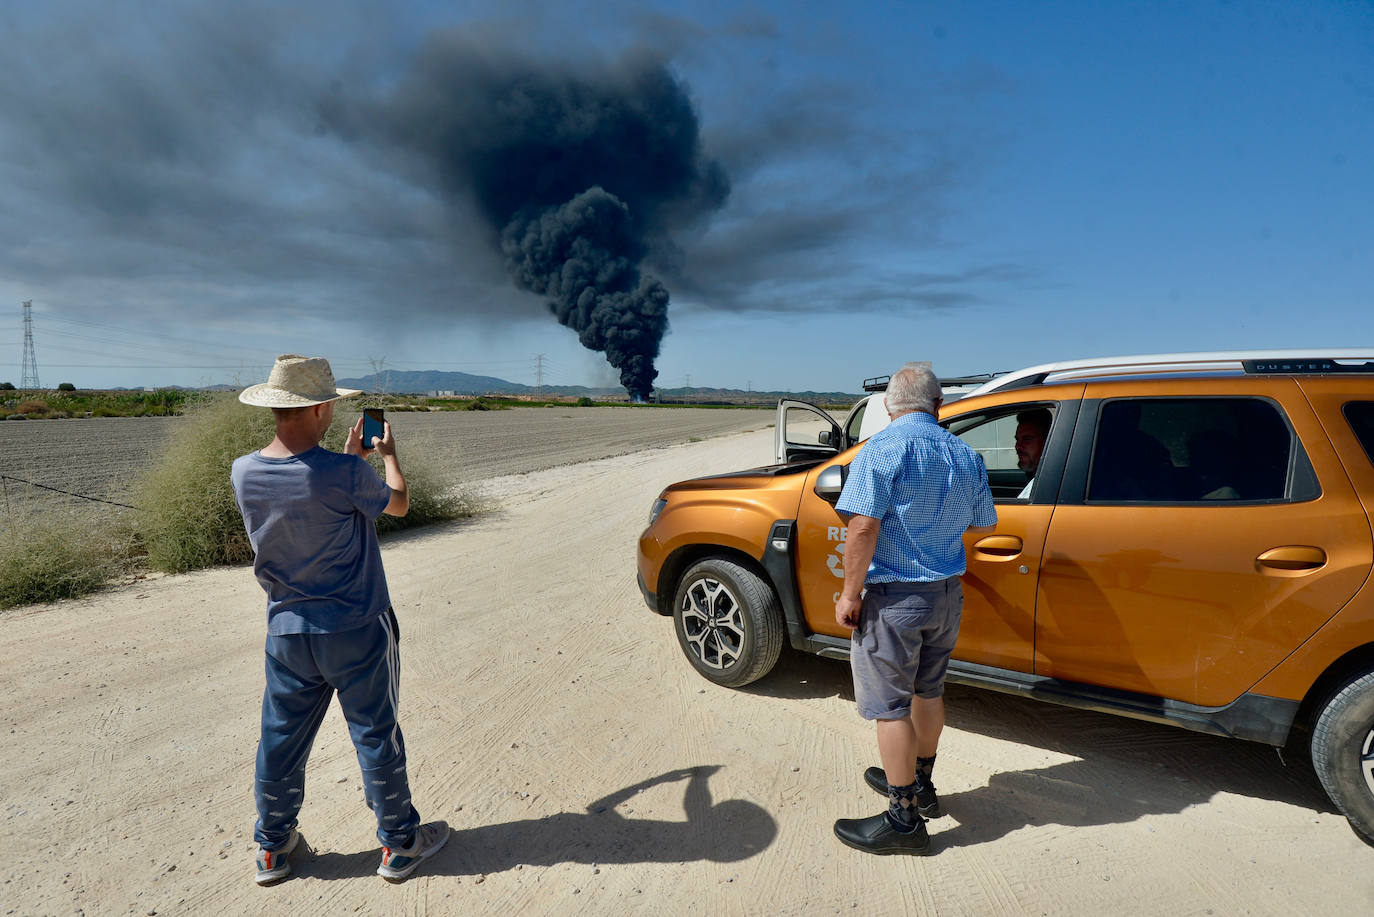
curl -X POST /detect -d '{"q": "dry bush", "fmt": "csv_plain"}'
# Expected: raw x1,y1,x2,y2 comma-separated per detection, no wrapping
0,508,140,609
135,396,475,574
319,417,478,537
133,396,272,572
15,400,49,415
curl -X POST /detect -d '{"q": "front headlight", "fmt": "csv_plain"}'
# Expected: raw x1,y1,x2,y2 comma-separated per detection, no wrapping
647,497,668,526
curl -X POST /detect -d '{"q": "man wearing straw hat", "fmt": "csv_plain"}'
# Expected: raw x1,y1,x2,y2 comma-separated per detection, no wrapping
232,354,448,884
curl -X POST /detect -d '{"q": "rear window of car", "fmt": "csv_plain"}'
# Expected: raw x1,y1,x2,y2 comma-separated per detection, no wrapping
1087,397,1318,503
1344,402,1374,466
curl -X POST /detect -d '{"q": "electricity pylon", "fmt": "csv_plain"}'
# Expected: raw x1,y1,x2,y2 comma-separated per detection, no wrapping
20,301,40,390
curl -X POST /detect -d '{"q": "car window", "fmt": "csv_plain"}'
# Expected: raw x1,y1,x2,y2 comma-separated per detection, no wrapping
1087,397,1318,503
1344,401,1374,466
945,404,1057,500
949,413,1020,470
845,398,868,445
782,404,834,449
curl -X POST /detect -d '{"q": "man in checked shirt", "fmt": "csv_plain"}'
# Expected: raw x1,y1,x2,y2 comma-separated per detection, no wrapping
832,364,997,855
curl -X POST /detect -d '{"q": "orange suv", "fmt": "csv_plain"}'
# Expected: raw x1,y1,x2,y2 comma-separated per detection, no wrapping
637,351,1374,841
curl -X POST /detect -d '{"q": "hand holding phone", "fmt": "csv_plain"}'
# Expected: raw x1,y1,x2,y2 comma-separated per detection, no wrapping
362,408,385,451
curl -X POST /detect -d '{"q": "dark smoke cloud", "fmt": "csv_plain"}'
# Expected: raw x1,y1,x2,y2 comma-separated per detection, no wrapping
327,39,730,397
0,1,1021,392
503,189,669,396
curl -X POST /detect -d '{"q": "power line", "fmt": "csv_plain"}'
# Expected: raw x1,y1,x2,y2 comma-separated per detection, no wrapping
0,474,139,510
19,306,587,386
28,308,559,373
37,330,265,368
35,313,273,363
37,312,542,370
333,356,552,372
26,363,267,370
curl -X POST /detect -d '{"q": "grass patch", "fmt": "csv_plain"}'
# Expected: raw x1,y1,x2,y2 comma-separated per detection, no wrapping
134,397,476,574
0,388,199,419
0,509,140,609
0,396,480,608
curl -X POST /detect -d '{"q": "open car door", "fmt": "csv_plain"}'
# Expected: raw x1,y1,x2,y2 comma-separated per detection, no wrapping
775,399,843,463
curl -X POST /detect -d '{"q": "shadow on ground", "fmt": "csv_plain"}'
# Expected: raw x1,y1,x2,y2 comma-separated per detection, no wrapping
914,750,1332,852
750,649,1343,836
742,647,855,702
293,765,775,881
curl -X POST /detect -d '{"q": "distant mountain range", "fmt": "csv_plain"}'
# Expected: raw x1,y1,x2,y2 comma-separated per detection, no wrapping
334,370,861,402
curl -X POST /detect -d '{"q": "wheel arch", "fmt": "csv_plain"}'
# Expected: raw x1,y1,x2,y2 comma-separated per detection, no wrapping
667,550,788,688
655,543,774,616
1291,642,1374,743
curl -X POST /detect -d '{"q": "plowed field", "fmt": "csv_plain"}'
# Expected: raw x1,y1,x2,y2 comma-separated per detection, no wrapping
0,407,773,516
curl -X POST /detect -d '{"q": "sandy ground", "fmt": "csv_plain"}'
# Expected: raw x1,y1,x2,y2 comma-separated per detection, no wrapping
3,428,1372,916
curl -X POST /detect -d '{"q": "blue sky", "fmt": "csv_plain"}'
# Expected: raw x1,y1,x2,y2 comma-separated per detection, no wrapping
1,0,1370,393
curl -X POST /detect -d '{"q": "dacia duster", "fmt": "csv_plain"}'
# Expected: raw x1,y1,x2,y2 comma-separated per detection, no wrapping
637,350,1374,841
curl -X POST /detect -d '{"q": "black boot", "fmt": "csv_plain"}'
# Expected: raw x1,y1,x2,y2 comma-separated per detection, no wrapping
833,812,931,855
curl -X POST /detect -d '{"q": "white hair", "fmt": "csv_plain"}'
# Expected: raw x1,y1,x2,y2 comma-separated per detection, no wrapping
884,364,942,416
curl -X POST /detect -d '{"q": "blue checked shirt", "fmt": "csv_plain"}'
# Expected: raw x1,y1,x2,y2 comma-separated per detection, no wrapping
835,411,997,583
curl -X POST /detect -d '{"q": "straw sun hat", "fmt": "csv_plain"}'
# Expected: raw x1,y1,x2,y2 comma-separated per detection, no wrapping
238,354,362,408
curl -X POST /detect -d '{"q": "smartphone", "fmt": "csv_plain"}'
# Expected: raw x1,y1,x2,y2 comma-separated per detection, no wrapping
362,408,385,450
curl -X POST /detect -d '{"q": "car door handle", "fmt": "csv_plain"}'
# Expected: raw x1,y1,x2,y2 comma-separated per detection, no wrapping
972,535,1023,558
1256,546,1327,571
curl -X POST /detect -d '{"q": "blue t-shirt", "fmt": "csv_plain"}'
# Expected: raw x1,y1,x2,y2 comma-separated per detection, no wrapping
231,446,393,635
835,411,997,583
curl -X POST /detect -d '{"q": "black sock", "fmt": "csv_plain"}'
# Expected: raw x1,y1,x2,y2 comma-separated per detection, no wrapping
886,781,922,832
915,754,937,788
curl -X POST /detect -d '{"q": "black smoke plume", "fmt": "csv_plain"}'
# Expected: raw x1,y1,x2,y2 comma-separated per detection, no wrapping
344,41,729,398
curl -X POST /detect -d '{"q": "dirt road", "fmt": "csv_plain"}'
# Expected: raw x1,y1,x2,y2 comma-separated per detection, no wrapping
3,428,1370,915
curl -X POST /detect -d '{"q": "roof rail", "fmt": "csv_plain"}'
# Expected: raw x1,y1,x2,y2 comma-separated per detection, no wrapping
965,349,1374,398
941,373,1002,387
862,375,889,392
863,372,1002,394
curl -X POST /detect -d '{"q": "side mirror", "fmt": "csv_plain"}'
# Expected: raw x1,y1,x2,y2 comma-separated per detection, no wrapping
813,463,848,504
817,430,832,446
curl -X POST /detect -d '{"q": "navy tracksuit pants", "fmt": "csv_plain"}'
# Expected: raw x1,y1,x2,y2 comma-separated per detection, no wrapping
254,609,420,850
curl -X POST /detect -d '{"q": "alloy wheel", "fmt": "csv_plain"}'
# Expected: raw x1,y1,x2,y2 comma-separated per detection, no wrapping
679,576,746,670
1362,724,1374,797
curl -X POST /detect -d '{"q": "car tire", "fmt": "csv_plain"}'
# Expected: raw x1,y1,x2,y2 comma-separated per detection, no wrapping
1310,670,1374,843
672,558,784,688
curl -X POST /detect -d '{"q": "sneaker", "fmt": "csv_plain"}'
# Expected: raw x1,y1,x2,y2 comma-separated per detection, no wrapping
863,766,942,817
377,821,450,882
254,829,299,886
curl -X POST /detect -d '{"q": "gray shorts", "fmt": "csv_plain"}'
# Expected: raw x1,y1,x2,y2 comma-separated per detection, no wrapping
850,578,963,720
